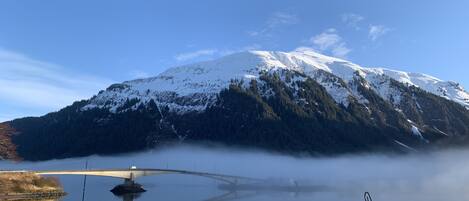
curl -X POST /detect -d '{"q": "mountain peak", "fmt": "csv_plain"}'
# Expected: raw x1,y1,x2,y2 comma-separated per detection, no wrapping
86,49,469,113
5,50,469,161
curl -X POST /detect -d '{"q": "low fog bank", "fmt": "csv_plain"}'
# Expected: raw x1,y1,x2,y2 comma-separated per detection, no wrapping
3,145,469,200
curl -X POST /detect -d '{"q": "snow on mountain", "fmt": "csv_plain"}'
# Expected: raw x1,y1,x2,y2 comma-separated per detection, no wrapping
83,49,469,113
364,68,469,107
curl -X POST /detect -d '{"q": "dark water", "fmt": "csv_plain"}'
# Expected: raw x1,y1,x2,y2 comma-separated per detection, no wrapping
2,146,469,201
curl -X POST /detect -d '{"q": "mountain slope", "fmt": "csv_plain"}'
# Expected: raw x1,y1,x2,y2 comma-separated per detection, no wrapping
1,49,469,160
83,49,469,114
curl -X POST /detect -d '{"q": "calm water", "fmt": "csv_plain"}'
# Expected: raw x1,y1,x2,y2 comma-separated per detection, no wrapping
2,146,469,201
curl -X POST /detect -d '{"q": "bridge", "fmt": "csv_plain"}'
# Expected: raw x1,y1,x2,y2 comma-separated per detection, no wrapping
34,167,261,184
1,167,263,194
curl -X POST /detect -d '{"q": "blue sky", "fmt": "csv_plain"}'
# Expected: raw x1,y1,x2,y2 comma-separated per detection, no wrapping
1,0,469,121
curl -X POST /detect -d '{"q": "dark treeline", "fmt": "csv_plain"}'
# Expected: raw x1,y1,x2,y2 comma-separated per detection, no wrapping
2,71,469,160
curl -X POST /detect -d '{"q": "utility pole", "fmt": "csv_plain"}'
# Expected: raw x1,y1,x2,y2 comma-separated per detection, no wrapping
81,159,89,201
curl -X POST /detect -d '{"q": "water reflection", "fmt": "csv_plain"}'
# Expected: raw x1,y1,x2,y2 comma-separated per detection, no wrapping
203,191,248,201
111,191,253,201
111,185,318,201
107,183,329,201
114,193,142,201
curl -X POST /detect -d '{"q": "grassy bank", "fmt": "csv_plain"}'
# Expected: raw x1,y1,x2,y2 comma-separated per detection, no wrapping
0,173,64,197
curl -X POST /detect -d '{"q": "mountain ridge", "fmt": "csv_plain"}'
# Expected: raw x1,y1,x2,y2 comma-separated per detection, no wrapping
1,49,469,161
83,49,469,115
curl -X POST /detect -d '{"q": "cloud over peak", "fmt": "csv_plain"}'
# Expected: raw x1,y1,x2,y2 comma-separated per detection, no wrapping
309,29,351,58
369,25,391,41
341,13,365,29
247,11,298,38
174,44,261,62
267,12,299,28
174,49,217,61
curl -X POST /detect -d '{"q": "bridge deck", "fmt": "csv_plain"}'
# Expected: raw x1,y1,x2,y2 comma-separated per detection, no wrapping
0,168,263,184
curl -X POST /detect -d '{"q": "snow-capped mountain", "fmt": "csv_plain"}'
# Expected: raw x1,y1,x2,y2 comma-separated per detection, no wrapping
2,49,469,161
84,48,469,113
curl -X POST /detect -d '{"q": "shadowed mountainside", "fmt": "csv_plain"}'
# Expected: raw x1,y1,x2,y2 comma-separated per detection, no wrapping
1,71,468,161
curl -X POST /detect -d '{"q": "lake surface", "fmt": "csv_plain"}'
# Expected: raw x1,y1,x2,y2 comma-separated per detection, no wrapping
2,146,469,201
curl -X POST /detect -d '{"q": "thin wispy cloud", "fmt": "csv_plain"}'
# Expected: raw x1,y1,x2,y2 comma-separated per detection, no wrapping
341,13,365,29
267,12,299,28
218,44,262,56
311,29,341,50
129,70,151,79
0,48,112,121
247,12,298,37
309,28,351,58
369,25,391,41
175,44,261,62
174,49,217,61
340,14,392,43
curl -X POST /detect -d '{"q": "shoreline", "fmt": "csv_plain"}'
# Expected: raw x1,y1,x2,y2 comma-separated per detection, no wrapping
0,173,65,200
0,191,67,200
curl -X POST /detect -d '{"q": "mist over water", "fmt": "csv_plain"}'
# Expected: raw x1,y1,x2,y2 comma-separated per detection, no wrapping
2,145,469,201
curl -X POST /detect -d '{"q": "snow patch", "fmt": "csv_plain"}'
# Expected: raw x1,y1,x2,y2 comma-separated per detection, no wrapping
82,49,469,114
394,140,417,152
411,125,429,143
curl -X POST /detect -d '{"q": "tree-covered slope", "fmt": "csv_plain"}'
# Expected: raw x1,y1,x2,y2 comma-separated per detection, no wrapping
3,71,466,160
1,50,469,161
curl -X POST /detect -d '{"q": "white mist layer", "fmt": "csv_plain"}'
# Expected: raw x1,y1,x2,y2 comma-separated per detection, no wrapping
2,146,469,201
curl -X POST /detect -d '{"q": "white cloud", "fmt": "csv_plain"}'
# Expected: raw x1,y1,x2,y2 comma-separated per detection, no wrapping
311,28,342,51
309,29,351,58
247,12,298,38
129,70,151,79
267,12,299,28
341,13,365,29
175,44,261,62
246,31,260,37
174,49,217,61
218,44,262,56
0,48,112,121
369,25,391,41
331,43,352,58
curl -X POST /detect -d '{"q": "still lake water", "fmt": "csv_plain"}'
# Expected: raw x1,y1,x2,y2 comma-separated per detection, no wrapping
2,146,469,201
